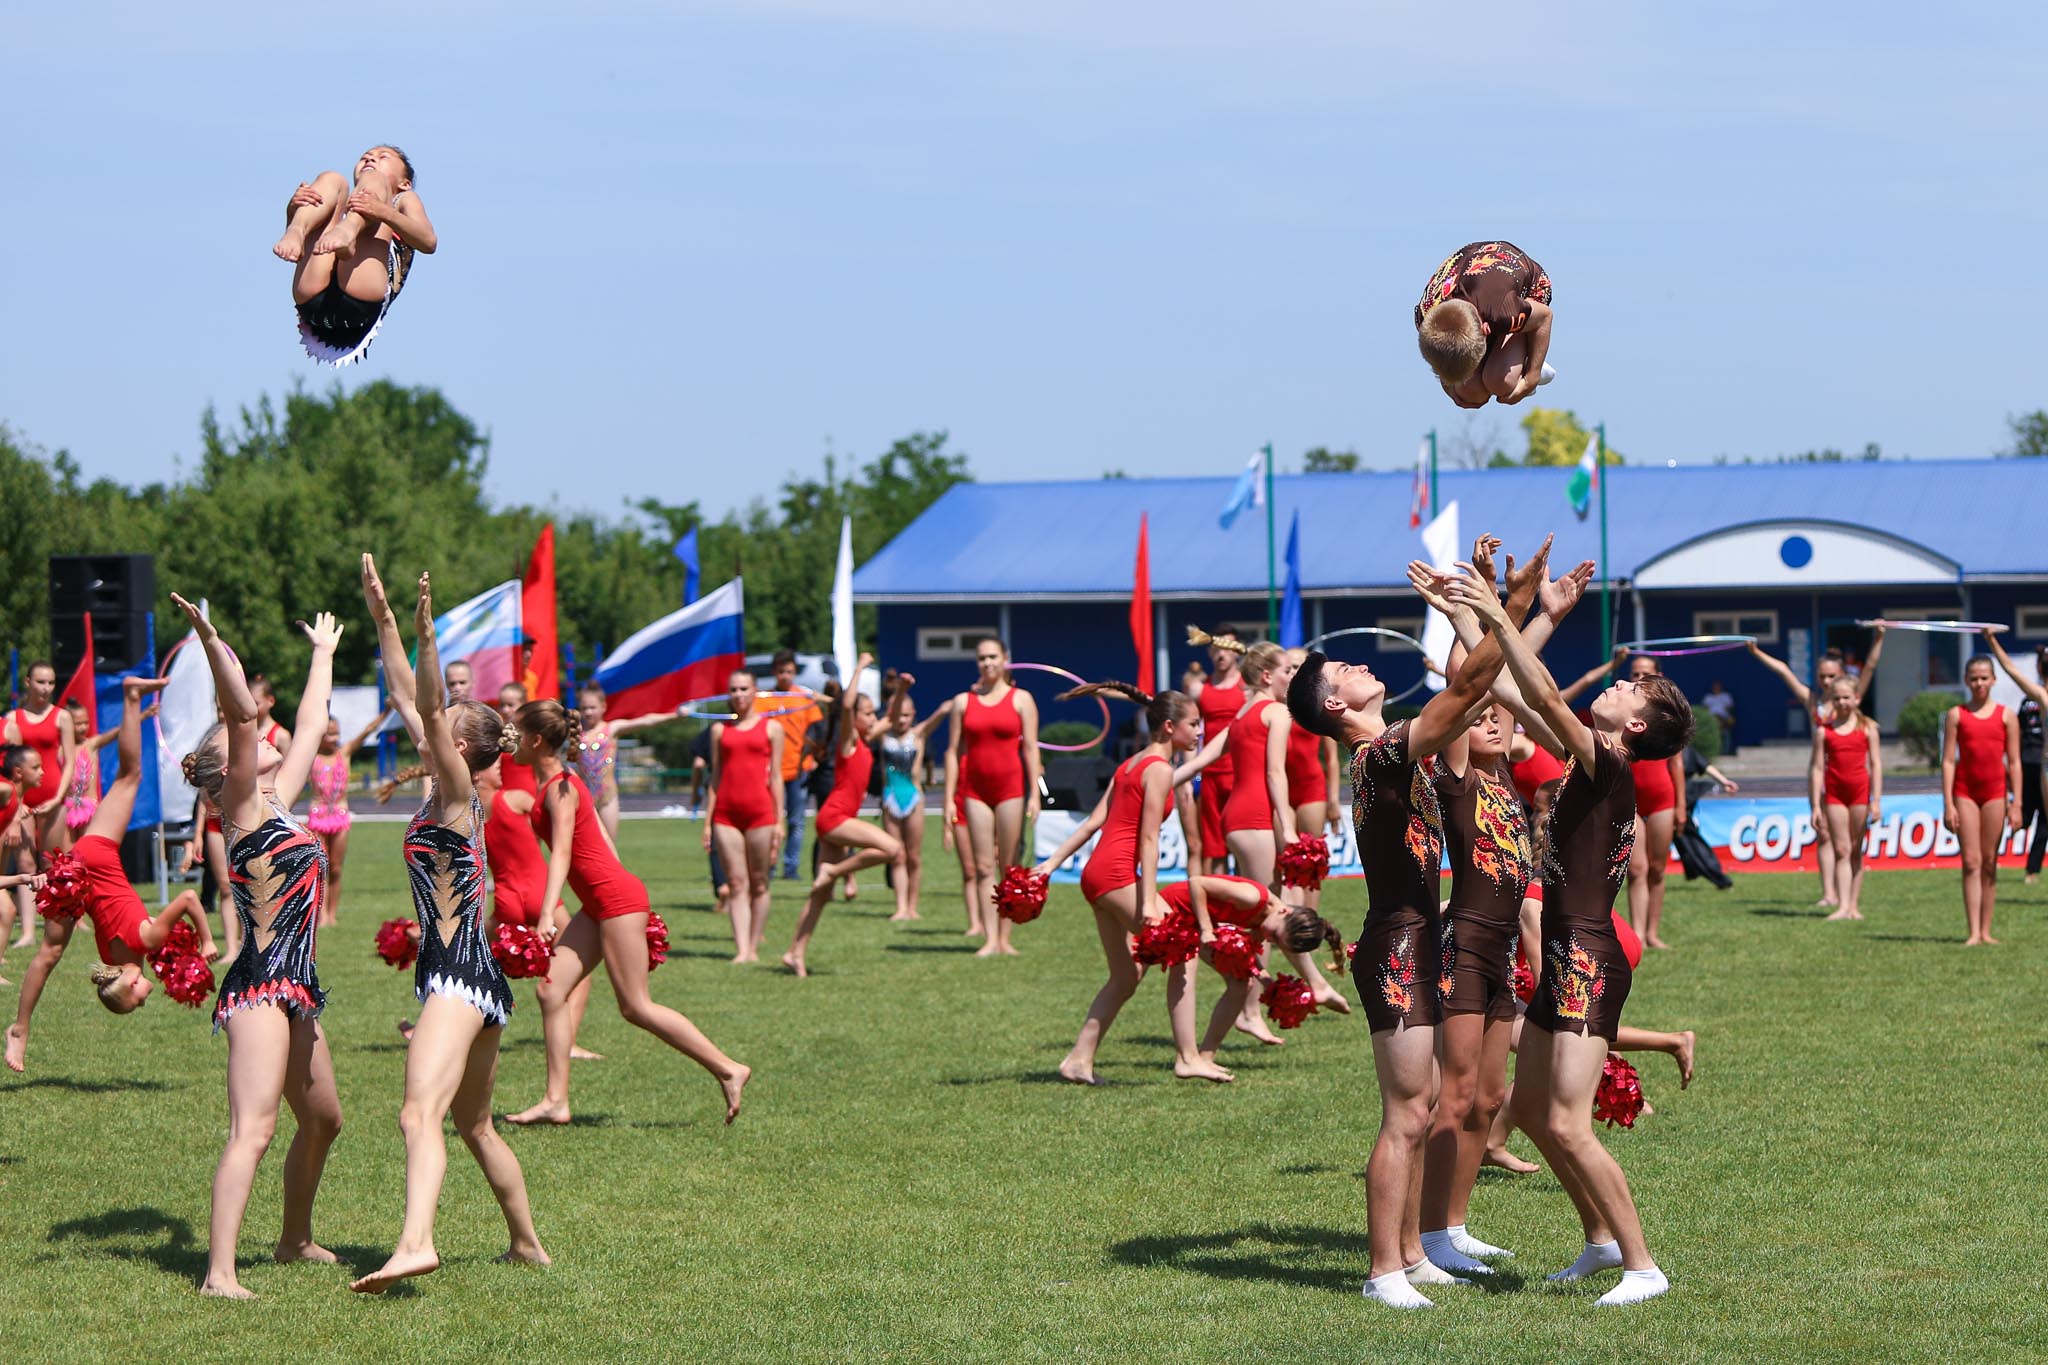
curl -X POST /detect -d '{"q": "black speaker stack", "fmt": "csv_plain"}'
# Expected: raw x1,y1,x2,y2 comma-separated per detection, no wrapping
48,554,155,677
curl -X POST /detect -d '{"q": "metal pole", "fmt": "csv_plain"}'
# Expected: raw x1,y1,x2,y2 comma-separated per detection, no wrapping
1598,423,1613,661
1428,428,1439,517
1263,442,1277,637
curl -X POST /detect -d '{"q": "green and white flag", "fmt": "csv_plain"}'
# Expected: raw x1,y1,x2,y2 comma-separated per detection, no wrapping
1568,431,1599,521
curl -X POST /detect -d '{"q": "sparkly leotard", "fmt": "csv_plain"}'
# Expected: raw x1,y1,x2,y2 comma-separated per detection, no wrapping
64,749,100,831
214,795,327,1030
575,725,617,796
307,752,352,835
405,790,512,1025
879,733,921,820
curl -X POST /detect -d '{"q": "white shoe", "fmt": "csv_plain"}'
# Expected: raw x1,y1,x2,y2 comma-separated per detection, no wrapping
1538,362,1557,386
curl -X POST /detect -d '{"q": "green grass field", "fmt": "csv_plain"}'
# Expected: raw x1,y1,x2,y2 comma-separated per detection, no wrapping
3,821,2045,1363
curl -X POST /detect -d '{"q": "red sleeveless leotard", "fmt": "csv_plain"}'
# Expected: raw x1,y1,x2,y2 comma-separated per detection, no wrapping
1222,700,1282,834
1955,705,2010,804
1822,723,1871,807
1284,722,1327,807
714,720,778,831
77,834,148,961
499,753,538,797
1159,873,1268,930
1632,756,1676,818
8,706,63,806
1079,754,1166,904
961,688,1025,806
1510,745,1566,806
1194,678,1245,858
487,788,548,927
817,736,874,835
529,770,649,919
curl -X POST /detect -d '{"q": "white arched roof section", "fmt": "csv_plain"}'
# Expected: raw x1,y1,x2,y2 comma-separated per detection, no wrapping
1633,520,1959,590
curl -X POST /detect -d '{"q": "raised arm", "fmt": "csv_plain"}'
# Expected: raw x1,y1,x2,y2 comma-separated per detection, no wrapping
342,704,393,759
1748,640,1813,712
1446,564,1597,767
1981,628,2048,707
275,613,343,809
1853,624,1886,702
1408,534,1551,757
413,573,473,811
1172,724,1232,788
362,553,425,747
168,594,261,820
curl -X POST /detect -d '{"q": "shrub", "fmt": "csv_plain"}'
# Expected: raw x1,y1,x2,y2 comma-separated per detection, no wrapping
1039,721,1104,753
1896,691,1955,765
1690,703,1723,762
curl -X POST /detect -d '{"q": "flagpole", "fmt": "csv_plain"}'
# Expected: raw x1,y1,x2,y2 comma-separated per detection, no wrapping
1263,442,1277,637
1428,427,1439,517
1597,422,1612,662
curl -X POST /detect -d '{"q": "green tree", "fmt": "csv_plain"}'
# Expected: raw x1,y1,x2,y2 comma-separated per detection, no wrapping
1519,407,1624,467
1301,446,1360,473
2004,410,2048,457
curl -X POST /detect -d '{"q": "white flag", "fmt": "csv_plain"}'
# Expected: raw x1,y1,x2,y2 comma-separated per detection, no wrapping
156,621,216,816
832,515,858,690
1419,500,1461,692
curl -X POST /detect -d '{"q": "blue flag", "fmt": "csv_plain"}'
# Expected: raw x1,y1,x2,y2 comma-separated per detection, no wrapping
1218,449,1266,529
674,528,701,605
1279,511,1304,649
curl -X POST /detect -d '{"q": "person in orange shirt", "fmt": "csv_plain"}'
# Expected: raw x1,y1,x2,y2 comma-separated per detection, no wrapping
761,650,824,879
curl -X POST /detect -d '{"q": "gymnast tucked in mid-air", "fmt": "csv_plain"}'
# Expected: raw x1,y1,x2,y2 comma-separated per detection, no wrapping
274,146,437,367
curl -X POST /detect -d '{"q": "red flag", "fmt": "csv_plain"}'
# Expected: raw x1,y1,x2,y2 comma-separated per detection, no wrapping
58,615,97,737
1131,514,1154,696
521,524,560,701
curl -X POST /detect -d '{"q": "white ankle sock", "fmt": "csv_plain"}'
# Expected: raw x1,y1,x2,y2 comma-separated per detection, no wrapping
1596,1266,1670,1306
1363,1269,1435,1309
1404,1257,1471,1287
1547,1240,1623,1282
1420,1229,1494,1275
1448,1223,1513,1259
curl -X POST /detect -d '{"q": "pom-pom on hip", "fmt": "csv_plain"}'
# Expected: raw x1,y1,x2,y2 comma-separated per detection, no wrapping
1594,1055,1645,1128
1131,907,1201,967
992,867,1049,924
1277,835,1332,890
1260,973,1318,1029
490,923,554,980
375,918,419,970
34,851,90,921
646,913,670,970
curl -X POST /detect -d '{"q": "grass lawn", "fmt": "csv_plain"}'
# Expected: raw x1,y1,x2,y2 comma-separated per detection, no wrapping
3,819,2045,1363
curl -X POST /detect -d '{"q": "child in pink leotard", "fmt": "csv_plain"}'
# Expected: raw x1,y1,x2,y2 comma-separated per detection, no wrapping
308,708,392,927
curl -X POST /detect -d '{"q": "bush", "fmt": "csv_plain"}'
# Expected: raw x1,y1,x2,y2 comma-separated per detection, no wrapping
1039,721,1104,752
1896,691,1955,765
1690,703,1722,762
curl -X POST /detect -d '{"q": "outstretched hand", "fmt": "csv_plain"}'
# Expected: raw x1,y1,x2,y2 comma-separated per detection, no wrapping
1405,560,1458,617
1501,534,1555,601
1540,560,1597,620
299,612,344,652
362,553,393,618
415,572,435,635
1446,563,1510,626
168,593,215,640
1469,535,1502,589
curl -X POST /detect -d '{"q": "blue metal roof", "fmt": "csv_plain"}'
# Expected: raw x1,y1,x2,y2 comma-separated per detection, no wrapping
853,458,2040,600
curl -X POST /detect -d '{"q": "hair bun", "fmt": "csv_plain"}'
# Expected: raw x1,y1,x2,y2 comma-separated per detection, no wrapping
499,724,519,755
179,752,200,784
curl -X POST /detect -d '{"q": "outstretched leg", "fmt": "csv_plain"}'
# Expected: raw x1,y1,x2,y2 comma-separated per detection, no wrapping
1061,902,1143,1084
507,912,603,1125
85,676,167,844
451,1021,549,1266
599,912,750,1123
4,914,79,1072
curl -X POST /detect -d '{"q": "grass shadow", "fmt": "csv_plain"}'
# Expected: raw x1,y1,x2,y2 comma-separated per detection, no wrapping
1746,908,1826,920
46,1205,206,1280
940,1071,1077,1087
1108,1222,1369,1293
2,1075,170,1095
1865,934,1957,944
885,943,979,955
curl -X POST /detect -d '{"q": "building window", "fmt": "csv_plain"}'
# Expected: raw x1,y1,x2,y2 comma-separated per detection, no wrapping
916,627,999,661
1376,617,1425,649
1693,609,1779,643
2016,606,2048,639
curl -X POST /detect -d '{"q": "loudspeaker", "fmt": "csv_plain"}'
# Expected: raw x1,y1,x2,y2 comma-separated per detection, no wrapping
49,554,155,677
1042,755,1118,812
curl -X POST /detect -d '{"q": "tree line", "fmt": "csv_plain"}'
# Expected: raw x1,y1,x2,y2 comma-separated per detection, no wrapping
0,382,969,692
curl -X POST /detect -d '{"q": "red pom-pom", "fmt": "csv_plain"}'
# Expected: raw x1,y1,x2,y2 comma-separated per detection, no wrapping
646,912,670,971
490,923,554,980
1512,942,1536,1004
1131,907,1201,967
158,953,216,1008
1594,1055,1645,1129
374,917,418,970
992,866,1049,924
1260,973,1318,1029
34,851,90,921
1207,924,1263,981
149,920,203,977
1277,835,1332,890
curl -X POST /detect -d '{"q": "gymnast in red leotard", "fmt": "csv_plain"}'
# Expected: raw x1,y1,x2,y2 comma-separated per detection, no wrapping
1943,654,2020,946
1617,657,1686,950
1185,628,1248,876
1282,647,1343,913
505,698,750,1129
943,637,1041,959
1813,677,1881,923
705,670,786,964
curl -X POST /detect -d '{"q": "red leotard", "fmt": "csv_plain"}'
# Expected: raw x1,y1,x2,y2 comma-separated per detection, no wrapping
529,770,650,919
1222,700,1282,834
1513,907,1639,1000
714,720,778,831
8,706,63,806
952,754,968,826
817,736,874,835
1195,678,1245,858
960,688,1026,806
76,834,148,961
487,788,548,927
1510,746,1567,807
1159,873,1268,930
0,781,19,841
1284,722,1327,807
499,753,538,797
1078,754,1166,904
1821,722,1872,807
1954,704,2010,805
1632,756,1676,818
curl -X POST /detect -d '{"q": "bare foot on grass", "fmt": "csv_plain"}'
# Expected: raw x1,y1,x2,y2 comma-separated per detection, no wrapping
1674,1030,1696,1088
721,1064,751,1124
505,1100,571,1126
349,1246,439,1294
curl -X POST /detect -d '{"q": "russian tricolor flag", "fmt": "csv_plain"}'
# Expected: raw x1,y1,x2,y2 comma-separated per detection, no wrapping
595,579,746,720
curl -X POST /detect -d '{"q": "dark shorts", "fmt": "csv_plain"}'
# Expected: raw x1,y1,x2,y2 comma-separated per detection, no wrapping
296,281,384,350
1523,911,1632,1043
1355,907,1440,1033
1438,908,1519,1022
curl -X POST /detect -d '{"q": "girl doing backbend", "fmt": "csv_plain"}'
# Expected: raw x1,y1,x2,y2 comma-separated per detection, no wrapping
349,570,547,1293
1943,654,2020,947
943,637,1042,958
172,595,346,1300
505,699,751,1128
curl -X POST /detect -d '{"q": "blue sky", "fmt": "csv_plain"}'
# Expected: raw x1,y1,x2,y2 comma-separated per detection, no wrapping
5,3,2042,521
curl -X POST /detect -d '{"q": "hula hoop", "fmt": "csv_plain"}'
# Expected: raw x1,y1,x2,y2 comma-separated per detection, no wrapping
1008,662,1112,753
1855,619,2006,635
1304,627,1432,703
675,690,823,721
1618,634,1757,658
